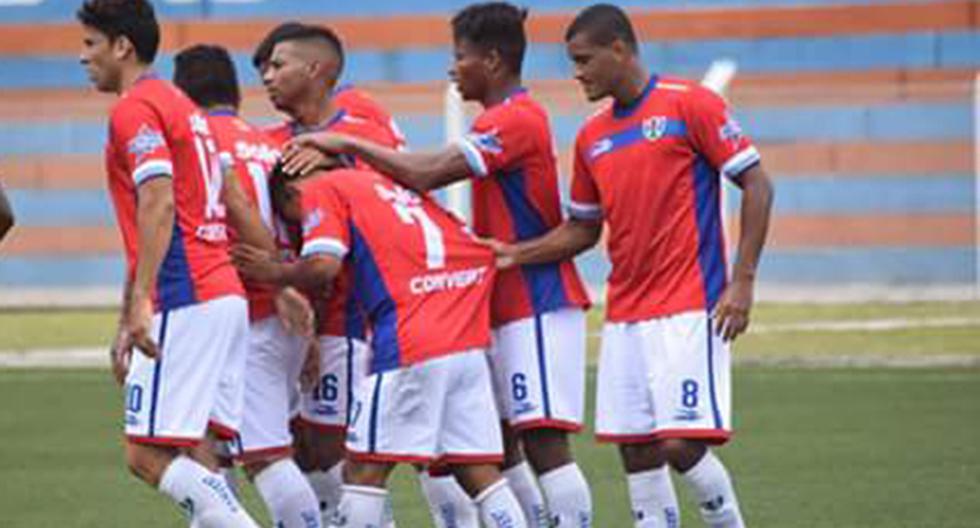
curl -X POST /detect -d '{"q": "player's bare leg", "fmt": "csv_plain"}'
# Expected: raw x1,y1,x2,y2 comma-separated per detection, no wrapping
124,442,259,527
299,428,346,522
335,461,396,526
500,423,549,526
520,427,592,526
452,463,529,528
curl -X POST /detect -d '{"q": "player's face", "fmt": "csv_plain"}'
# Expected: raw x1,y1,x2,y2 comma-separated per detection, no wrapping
566,32,619,102
262,42,313,112
449,38,490,102
79,25,122,93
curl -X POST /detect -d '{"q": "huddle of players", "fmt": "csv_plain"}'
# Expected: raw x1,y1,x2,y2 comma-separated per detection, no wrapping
78,0,773,527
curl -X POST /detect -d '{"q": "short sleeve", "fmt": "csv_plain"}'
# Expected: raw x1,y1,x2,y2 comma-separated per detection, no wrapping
455,108,533,178
684,88,760,184
109,98,173,186
566,131,603,220
299,180,350,259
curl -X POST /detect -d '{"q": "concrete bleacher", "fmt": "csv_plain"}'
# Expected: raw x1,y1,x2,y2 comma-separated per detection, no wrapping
0,0,977,298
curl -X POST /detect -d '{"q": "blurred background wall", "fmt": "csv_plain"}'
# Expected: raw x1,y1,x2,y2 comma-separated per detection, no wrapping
0,0,977,304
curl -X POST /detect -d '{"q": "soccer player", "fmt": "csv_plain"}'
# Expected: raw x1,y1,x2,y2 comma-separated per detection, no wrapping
285,3,593,526
497,5,774,527
232,164,529,528
0,183,13,243
77,1,259,526
173,44,323,528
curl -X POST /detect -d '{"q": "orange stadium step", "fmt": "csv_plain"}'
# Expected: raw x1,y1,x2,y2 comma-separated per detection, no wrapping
0,0,974,55
0,68,974,120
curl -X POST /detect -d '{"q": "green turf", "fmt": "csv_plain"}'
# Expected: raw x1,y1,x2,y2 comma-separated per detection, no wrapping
1,368,978,527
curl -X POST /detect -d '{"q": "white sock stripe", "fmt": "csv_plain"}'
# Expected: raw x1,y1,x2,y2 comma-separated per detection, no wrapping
474,479,509,505
342,484,390,498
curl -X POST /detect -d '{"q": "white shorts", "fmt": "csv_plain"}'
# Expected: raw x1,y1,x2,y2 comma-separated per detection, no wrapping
596,310,732,444
238,316,307,461
488,309,586,432
346,350,503,465
298,335,369,432
124,295,249,447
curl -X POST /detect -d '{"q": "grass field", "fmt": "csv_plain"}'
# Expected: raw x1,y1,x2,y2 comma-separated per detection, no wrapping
1,302,979,527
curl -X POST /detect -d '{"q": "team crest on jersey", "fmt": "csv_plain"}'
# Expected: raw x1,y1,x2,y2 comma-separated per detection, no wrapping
302,208,322,236
127,124,165,163
719,116,743,145
642,116,669,141
466,129,503,155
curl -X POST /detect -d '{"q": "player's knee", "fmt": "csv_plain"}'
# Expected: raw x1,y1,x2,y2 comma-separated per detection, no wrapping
619,442,669,473
452,463,504,498
659,438,707,472
345,461,392,488
124,443,173,486
521,428,572,473
500,423,525,469
313,432,346,471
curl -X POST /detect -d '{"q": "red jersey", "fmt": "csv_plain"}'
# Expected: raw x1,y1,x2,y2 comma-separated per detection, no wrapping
569,76,760,322
457,88,590,326
208,110,284,321
298,170,494,374
105,76,243,312
264,95,404,338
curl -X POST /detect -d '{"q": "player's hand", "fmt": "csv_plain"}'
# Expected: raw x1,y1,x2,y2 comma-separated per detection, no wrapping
125,294,158,359
109,325,133,385
231,244,282,283
287,131,350,156
280,147,335,177
480,238,518,269
299,338,321,391
276,287,314,338
713,277,754,342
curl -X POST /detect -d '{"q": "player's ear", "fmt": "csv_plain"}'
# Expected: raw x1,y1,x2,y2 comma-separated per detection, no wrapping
111,35,135,62
485,48,504,76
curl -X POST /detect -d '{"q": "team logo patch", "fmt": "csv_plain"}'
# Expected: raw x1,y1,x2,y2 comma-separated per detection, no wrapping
466,129,503,155
673,409,701,422
642,116,668,141
127,124,165,163
719,115,744,144
302,208,322,236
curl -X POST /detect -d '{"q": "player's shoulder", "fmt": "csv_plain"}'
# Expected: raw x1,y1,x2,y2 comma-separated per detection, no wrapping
334,85,391,121
576,101,615,142
655,76,724,108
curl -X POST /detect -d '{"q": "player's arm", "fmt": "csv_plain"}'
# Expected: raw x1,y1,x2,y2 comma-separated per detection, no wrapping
0,184,14,242
232,245,340,294
219,158,277,254
286,132,470,193
714,163,773,341
495,217,602,268
127,176,176,358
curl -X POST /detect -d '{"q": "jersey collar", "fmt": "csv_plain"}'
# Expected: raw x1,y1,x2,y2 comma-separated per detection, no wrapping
290,109,347,136
612,74,658,119
207,109,238,117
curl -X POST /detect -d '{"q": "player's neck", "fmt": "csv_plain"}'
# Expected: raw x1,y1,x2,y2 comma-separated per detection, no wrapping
613,67,650,109
116,63,152,95
481,77,522,108
293,93,335,128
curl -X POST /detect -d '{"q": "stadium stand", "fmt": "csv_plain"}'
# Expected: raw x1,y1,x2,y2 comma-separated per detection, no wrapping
0,0,977,297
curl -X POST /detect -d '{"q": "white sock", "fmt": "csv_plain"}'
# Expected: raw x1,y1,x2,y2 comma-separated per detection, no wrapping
628,466,680,528
336,485,387,527
158,455,259,527
382,494,397,528
255,459,323,528
418,471,479,528
475,479,528,528
539,462,592,527
680,451,745,528
219,467,239,500
308,462,345,521
503,462,549,527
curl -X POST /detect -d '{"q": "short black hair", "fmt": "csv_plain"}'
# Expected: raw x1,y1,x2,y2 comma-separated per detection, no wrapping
452,2,527,75
565,3,638,53
251,21,306,69
76,0,160,64
174,44,241,109
251,22,345,77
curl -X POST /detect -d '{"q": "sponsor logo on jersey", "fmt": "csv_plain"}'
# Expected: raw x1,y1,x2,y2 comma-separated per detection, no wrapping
127,124,165,163
409,266,489,295
642,116,669,141
588,137,613,160
312,403,339,417
196,222,228,243
234,140,280,164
